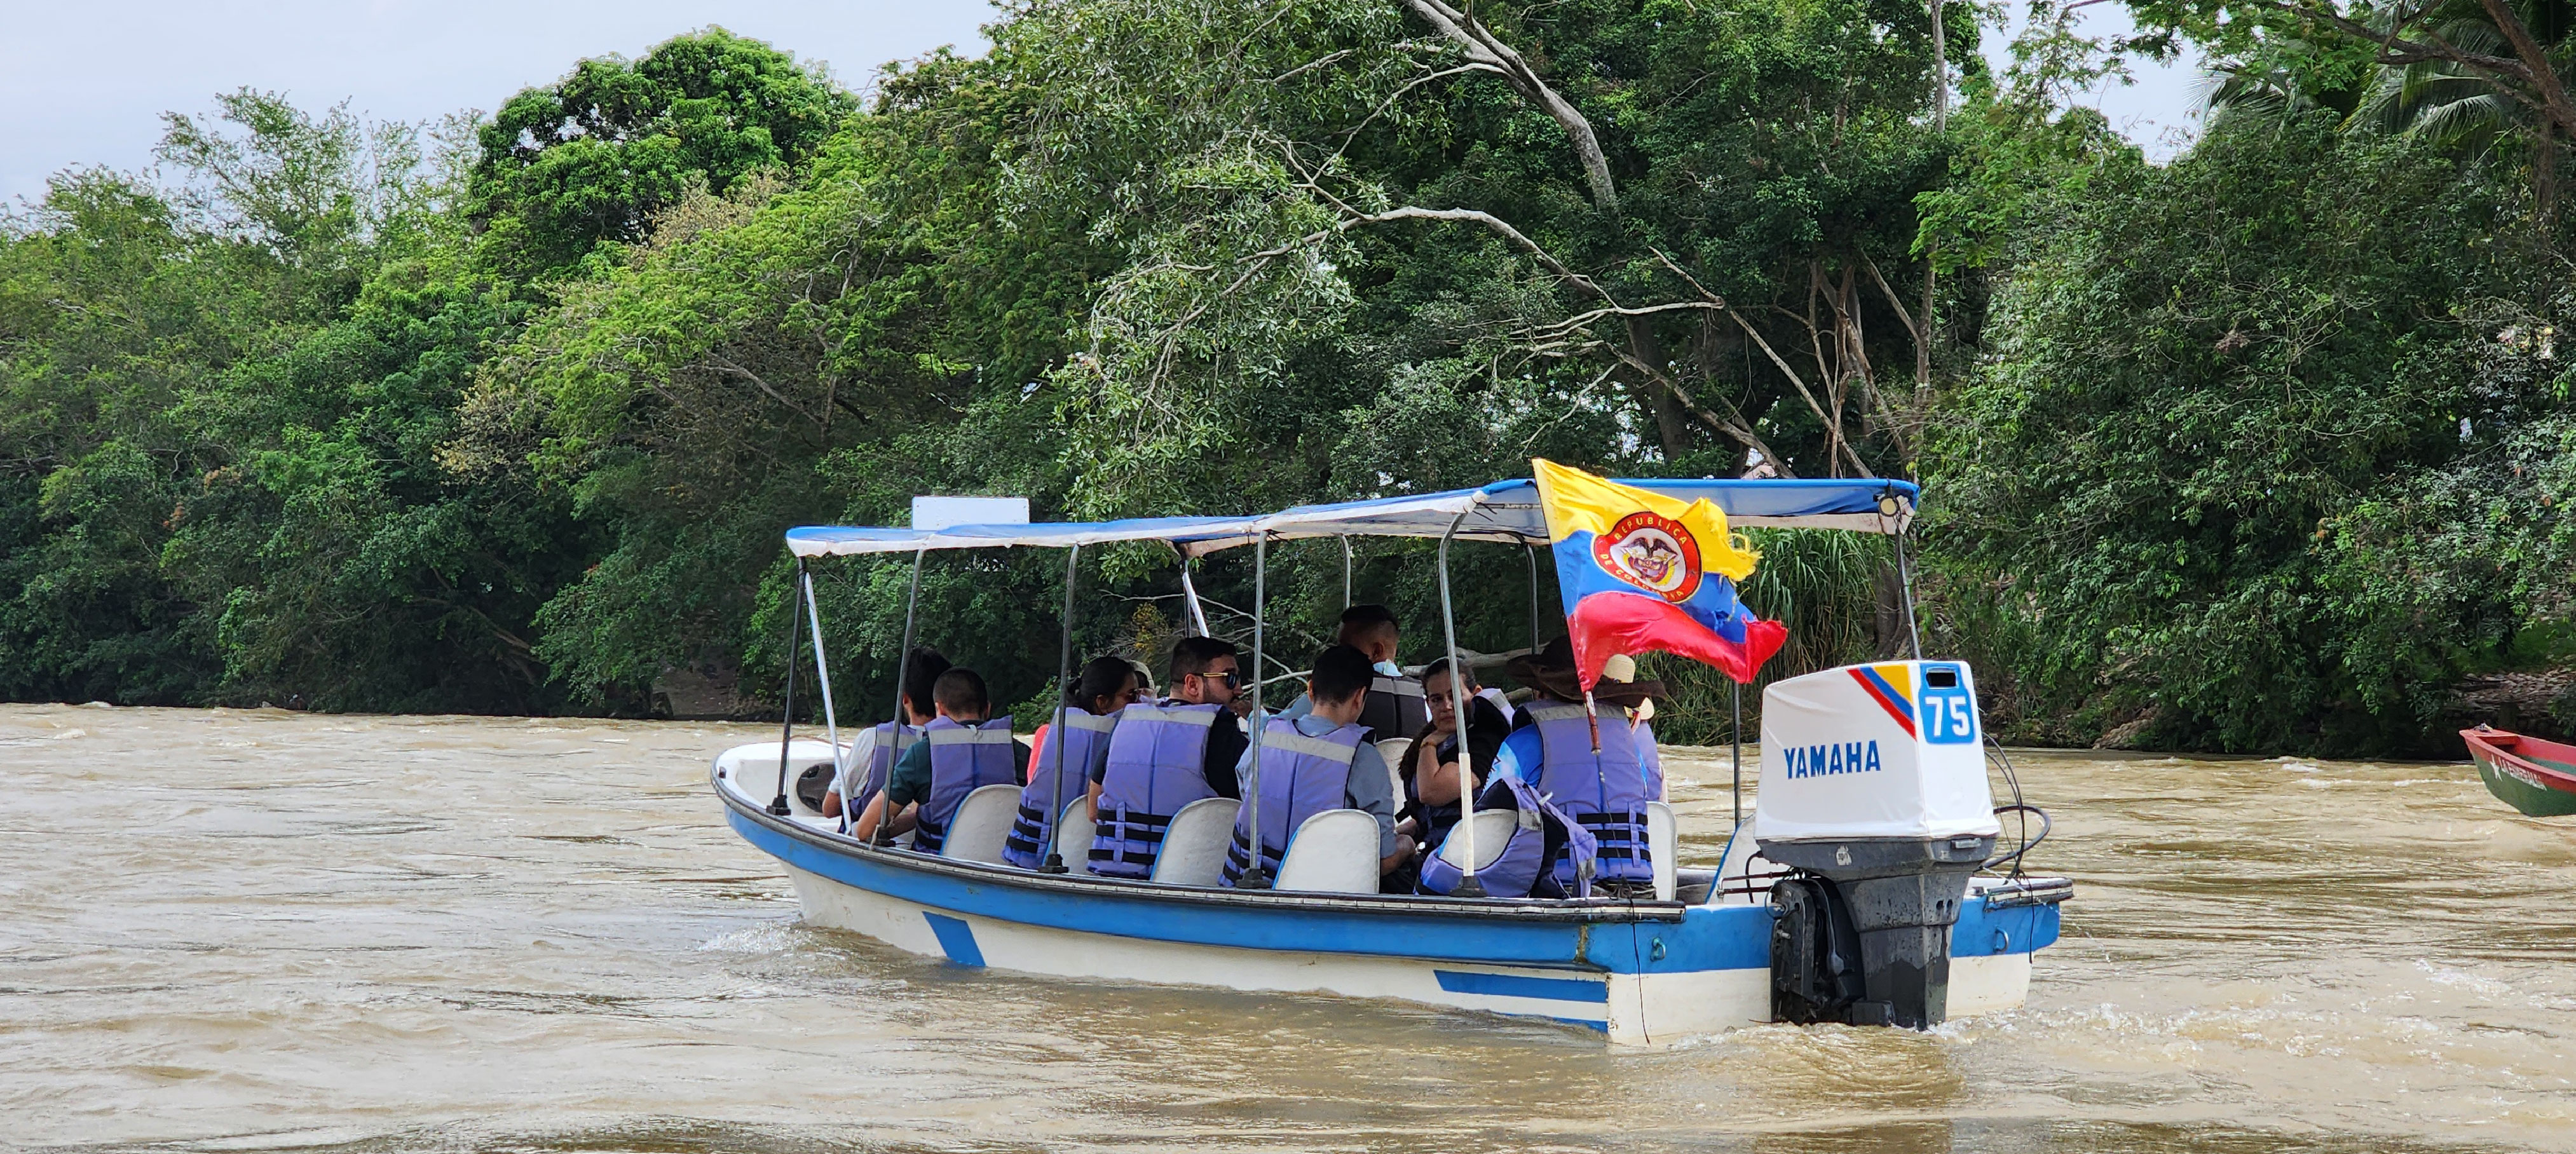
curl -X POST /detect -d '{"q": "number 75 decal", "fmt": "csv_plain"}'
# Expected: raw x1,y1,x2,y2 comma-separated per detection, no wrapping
1920,677,1977,744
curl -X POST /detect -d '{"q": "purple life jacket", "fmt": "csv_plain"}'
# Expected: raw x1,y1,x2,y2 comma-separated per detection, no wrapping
910,716,1018,855
1089,702,1225,877
1003,709,1119,869
1524,702,1658,885
1417,775,1600,899
839,720,921,833
1222,718,1366,886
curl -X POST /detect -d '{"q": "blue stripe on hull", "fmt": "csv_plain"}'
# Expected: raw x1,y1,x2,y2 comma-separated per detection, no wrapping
1433,970,1609,1003
923,913,985,966
728,806,2055,975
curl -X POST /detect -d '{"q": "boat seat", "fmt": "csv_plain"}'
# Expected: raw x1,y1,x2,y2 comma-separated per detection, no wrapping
1373,737,1412,800
1149,796,1239,886
939,784,1022,865
1645,801,1678,902
1274,808,1381,895
1433,808,1518,872
1054,799,1093,872
714,739,842,817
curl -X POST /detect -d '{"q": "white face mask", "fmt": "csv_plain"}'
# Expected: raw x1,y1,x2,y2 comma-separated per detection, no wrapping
1373,660,1404,678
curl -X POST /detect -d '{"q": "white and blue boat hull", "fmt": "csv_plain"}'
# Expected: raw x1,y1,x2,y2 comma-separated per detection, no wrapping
719,773,2064,1044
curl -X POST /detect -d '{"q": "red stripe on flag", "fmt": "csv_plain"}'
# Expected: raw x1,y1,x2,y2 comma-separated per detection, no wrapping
1567,592,1786,687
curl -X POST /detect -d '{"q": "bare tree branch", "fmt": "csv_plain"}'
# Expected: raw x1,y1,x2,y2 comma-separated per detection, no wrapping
1404,0,1619,210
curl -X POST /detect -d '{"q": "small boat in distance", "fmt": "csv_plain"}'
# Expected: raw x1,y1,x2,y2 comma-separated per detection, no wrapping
2464,725,2576,817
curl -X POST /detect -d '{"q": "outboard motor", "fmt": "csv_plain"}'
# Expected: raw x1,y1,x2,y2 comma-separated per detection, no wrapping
1756,660,2000,1029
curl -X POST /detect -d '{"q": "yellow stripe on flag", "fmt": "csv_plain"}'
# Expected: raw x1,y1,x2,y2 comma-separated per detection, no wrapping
1531,459,1760,580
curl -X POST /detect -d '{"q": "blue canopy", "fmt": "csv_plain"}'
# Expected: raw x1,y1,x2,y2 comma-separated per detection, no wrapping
784,477,1916,559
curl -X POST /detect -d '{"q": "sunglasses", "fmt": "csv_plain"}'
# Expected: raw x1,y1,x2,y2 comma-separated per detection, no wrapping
1203,670,1242,687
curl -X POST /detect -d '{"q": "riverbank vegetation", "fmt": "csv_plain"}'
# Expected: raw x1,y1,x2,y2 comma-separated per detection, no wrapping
4,2,2568,754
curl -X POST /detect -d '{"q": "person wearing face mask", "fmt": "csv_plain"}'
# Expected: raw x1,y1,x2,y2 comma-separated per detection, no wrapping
1086,636,1249,879
1281,604,1429,739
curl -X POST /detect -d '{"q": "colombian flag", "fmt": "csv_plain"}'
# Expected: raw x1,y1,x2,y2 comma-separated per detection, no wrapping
1533,459,1788,687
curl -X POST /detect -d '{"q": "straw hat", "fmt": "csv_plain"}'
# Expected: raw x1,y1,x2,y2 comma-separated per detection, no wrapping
1506,638,1665,710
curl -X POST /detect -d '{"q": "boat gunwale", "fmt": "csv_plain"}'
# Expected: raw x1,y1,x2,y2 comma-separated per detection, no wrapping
716,771,1695,925
2463,727,2576,791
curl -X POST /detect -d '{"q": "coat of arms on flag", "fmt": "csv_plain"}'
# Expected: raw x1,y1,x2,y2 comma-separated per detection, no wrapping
1532,459,1789,688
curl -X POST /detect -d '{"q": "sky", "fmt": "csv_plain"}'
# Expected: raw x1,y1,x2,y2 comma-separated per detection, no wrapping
1,0,2205,209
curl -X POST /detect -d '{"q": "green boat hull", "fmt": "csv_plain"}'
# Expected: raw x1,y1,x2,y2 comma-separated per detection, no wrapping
2472,747,2576,817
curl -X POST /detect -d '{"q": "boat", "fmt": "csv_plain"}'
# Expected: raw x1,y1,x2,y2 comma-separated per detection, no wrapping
712,473,2071,1044
2464,725,2576,817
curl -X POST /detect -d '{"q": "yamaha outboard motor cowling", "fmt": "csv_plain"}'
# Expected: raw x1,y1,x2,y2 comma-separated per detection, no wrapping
1755,660,2000,1029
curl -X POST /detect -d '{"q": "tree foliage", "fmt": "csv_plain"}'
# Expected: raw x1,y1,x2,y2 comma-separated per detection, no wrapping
0,8,2566,752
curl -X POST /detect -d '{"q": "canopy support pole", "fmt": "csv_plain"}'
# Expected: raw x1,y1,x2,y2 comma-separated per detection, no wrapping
1174,545,1212,637
801,567,841,778
769,559,807,817
1341,536,1353,609
1237,533,1272,890
875,547,927,845
1438,511,1484,897
1525,543,1543,651
1042,545,1079,873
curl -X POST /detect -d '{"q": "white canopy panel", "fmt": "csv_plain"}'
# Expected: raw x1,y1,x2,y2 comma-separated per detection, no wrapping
784,477,1916,558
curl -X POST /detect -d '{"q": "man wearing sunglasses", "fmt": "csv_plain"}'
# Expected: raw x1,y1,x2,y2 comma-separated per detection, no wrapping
1085,637,1251,878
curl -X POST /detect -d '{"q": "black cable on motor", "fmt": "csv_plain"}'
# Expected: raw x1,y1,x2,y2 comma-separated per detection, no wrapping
1983,731,2030,878
1983,803,2050,874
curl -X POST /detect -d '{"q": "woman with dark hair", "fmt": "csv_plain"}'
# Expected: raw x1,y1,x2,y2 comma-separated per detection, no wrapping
1397,656,1513,858
1004,656,1141,869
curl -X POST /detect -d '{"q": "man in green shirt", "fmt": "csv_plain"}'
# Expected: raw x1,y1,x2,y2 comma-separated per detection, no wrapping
852,667,1030,843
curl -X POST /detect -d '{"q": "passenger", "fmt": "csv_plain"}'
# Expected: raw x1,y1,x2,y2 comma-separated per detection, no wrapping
1222,644,1414,888
851,667,1028,853
1475,637,1664,891
822,646,951,828
1004,655,1140,869
1087,637,1248,878
1396,656,1513,857
1282,604,1429,738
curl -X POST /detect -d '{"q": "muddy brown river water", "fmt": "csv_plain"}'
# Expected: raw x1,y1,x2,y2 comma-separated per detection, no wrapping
3,703,2573,1153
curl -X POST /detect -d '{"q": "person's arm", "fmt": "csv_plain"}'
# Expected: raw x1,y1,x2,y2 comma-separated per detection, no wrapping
1416,737,1467,807
851,791,890,840
1342,742,1411,871
1204,722,1245,799
859,742,934,840
1014,738,1032,787
824,727,883,820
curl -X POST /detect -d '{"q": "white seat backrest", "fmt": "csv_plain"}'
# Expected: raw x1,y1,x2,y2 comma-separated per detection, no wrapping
1373,737,1413,799
713,739,842,816
1435,808,1519,872
1274,808,1380,895
1055,799,1094,872
940,784,1023,864
1645,800,1679,902
1149,796,1239,886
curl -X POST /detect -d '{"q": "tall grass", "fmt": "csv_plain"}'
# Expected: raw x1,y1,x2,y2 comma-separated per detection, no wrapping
1642,529,1894,745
